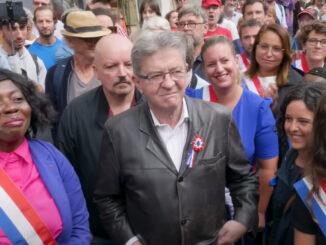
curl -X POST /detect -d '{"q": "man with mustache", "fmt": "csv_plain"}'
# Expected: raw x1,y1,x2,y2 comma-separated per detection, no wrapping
56,34,142,244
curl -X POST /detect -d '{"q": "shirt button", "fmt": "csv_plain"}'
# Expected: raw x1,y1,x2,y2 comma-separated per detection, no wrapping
181,219,187,225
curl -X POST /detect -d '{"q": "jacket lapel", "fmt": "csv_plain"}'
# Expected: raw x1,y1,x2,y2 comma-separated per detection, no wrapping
139,103,178,175
178,97,204,176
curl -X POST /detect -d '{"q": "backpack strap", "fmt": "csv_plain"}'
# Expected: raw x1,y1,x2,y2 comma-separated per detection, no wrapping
30,54,40,76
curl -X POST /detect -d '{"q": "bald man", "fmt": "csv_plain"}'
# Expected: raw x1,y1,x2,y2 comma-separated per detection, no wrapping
56,34,142,244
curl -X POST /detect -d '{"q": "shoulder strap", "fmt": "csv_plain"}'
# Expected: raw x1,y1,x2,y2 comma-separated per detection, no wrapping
30,54,40,76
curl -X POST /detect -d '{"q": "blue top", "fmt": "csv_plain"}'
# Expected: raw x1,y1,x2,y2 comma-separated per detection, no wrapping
186,86,279,164
28,38,67,69
28,139,91,244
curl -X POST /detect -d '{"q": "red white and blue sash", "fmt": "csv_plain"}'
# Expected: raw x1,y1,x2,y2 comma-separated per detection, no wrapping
294,177,326,237
193,85,218,103
243,76,264,97
0,167,56,245
292,53,310,74
240,52,250,71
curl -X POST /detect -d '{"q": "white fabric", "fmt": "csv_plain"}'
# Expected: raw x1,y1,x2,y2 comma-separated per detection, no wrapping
225,11,242,26
220,18,239,40
0,46,46,87
150,99,189,171
274,3,288,28
195,74,210,89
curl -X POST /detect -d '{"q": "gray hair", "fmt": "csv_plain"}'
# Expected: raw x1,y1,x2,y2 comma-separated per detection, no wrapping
142,16,171,32
132,31,188,75
178,3,208,24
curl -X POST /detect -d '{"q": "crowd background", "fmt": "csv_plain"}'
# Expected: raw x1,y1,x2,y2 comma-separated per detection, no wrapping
0,0,326,244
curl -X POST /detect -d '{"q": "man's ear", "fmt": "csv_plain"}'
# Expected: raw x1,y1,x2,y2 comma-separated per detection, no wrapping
132,75,143,93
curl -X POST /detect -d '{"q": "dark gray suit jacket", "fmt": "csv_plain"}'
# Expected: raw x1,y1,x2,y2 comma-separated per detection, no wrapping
94,97,258,245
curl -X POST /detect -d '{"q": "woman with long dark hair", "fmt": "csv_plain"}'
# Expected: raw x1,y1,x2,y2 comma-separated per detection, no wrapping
291,91,326,245
268,82,326,245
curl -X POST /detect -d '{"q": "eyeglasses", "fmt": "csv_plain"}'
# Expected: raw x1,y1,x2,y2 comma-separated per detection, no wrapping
307,38,326,47
107,26,117,33
177,22,204,29
137,69,186,84
257,43,284,55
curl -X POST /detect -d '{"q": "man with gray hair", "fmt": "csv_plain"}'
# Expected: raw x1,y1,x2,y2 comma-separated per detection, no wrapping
94,31,258,245
177,4,209,88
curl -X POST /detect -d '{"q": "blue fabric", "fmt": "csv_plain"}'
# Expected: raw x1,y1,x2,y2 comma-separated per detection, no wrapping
186,87,279,164
28,139,91,244
0,208,27,245
28,39,68,69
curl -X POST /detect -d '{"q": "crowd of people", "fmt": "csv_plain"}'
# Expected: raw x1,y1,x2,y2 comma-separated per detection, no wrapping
0,0,326,244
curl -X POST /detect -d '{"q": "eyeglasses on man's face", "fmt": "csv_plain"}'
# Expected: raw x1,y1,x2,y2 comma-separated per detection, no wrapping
177,21,204,29
137,68,186,84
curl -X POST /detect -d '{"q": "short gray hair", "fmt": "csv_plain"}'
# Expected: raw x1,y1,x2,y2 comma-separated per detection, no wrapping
142,16,171,32
178,4,208,24
132,31,188,75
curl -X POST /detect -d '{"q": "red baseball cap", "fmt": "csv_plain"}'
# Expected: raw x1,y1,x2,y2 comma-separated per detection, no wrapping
298,8,318,20
202,0,222,8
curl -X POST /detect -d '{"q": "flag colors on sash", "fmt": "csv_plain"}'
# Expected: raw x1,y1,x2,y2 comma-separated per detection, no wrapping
0,167,56,245
294,177,326,237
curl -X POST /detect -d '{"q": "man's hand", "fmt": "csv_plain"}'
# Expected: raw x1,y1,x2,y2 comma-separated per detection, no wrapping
217,220,247,245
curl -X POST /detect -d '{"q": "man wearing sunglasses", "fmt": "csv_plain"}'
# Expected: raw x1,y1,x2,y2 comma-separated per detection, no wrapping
45,10,110,128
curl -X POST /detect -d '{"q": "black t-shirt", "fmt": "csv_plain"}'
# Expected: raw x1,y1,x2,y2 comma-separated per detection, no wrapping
292,194,326,245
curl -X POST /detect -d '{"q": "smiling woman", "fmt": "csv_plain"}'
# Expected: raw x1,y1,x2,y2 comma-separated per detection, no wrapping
0,69,91,244
268,82,326,245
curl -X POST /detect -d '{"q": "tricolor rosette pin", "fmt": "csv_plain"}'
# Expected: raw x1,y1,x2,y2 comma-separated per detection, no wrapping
186,134,205,168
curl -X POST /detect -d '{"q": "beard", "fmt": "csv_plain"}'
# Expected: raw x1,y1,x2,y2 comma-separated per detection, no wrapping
40,29,54,39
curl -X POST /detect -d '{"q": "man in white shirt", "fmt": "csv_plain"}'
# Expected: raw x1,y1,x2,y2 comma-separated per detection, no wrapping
94,31,258,245
223,0,243,26
0,9,46,89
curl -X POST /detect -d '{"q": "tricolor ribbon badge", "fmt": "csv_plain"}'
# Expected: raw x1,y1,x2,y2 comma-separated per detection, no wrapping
187,134,205,168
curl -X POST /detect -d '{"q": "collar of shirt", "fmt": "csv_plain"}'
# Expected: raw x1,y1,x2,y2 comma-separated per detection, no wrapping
0,138,33,169
150,98,189,128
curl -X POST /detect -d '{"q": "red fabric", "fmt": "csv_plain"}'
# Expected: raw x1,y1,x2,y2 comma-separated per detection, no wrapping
202,0,222,8
252,76,264,97
205,26,232,41
208,85,218,103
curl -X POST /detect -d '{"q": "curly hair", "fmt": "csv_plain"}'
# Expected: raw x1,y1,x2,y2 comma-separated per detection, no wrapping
277,82,326,159
310,93,326,201
0,68,56,137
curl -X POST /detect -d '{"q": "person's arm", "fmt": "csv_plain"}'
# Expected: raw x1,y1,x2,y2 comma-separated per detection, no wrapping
52,145,91,244
256,157,278,228
294,228,315,245
255,98,279,228
93,127,136,244
218,117,259,244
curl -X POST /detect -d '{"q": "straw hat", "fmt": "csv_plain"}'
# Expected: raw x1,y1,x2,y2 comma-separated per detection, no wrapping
62,10,110,38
